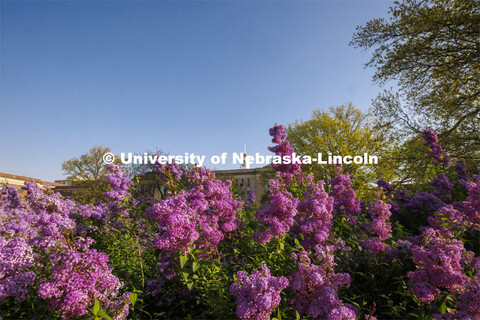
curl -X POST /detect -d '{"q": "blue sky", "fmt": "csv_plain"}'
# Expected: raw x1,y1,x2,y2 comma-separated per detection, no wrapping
0,0,394,181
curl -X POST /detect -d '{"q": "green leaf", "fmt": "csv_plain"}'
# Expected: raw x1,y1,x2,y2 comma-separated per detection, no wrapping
294,238,300,246
93,298,100,315
97,309,113,320
192,261,199,272
296,311,301,320
187,282,193,290
439,301,447,314
180,255,188,269
129,293,137,308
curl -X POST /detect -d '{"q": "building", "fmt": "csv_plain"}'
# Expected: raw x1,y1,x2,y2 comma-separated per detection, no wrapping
0,172,64,198
53,179,81,199
214,165,272,201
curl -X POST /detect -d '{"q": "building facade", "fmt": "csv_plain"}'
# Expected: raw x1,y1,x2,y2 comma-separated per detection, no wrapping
0,172,64,198
214,166,272,201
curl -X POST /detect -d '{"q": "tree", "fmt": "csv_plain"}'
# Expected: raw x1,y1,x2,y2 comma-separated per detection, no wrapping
61,146,116,203
351,0,480,173
287,104,400,197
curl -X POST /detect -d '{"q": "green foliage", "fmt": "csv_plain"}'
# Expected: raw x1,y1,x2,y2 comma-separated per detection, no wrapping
287,104,400,198
61,146,118,203
351,0,480,179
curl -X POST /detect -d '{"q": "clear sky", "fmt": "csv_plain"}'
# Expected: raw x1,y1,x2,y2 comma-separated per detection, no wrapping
0,0,394,181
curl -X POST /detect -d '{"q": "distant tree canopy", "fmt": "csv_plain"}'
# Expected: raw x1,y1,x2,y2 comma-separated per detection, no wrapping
287,104,400,197
62,145,115,203
351,0,480,175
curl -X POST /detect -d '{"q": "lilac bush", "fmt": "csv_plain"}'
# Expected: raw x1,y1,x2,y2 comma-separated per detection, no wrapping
1,124,479,320
0,182,129,319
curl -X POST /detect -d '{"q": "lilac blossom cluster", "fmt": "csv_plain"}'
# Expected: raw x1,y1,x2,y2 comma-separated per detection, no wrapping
407,172,480,318
392,190,445,219
454,161,470,187
0,182,76,252
422,129,449,167
376,178,394,196
329,173,361,215
460,175,480,227
252,124,306,244
267,124,302,183
146,165,242,253
408,228,471,304
230,264,288,320
361,237,390,255
0,183,129,319
38,238,129,319
103,164,133,202
427,174,480,232
428,173,454,201
0,236,35,301
366,198,392,241
294,180,334,249
252,186,299,244
289,249,356,320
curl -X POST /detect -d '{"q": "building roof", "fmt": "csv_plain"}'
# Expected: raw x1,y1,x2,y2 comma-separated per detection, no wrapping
0,172,64,187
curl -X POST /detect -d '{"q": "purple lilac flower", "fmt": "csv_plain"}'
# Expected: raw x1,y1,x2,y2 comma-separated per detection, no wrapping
0,185,22,210
267,124,302,183
427,205,464,236
329,306,357,320
246,190,256,205
361,237,390,255
398,191,446,219
146,174,242,253
367,199,392,241
269,124,287,144
376,179,394,196
422,129,449,167
230,264,288,320
289,250,355,319
455,161,470,187
15,182,77,251
329,173,361,215
0,236,36,301
38,238,125,319
408,228,469,304
0,184,129,319
103,164,133,202
146,190,201,253
457,175,480,227
455,281,480,319
429,173,454,201
448,175,480,230
295,180,334,249
253,191,299,244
